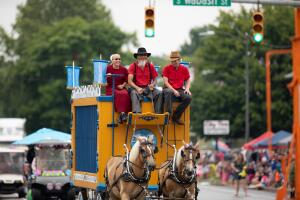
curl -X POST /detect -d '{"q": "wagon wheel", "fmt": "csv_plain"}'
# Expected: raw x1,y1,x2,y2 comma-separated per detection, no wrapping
96,192,102,200
95,191,108,200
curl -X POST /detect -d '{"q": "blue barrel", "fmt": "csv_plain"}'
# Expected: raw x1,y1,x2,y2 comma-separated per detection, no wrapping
65,66,81,89
93,59,109,84
180,61,190,68
155,66,160,73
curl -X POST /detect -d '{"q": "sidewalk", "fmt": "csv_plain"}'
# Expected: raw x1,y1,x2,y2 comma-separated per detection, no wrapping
198,180,278,193
198,183,276,200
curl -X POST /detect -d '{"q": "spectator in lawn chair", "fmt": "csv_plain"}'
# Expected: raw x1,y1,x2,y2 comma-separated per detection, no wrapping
162,51,191,125
128,47,163,114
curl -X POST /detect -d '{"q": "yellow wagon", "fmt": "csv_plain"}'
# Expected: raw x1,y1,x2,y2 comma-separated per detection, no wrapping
66,60,190,199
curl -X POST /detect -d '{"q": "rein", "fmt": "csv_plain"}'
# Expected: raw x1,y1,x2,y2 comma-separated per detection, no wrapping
124,155,151,183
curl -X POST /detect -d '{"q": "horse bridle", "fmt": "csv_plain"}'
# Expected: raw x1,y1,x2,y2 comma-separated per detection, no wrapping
124,141,156,182
139,141,156,165
105,141,156,200
182,145,200,166
173,145,200,184
158,145,199,199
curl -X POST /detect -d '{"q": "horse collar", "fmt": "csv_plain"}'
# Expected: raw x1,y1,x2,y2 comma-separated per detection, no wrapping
123,154,150,184
169,160,196,185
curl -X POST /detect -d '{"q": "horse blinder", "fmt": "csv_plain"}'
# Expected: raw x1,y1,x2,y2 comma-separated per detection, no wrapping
140,148,147,158
181,150,186,158
196,152,200,160
154,146,158,154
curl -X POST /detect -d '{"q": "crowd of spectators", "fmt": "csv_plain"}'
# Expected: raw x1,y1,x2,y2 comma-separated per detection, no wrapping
196,149,289,196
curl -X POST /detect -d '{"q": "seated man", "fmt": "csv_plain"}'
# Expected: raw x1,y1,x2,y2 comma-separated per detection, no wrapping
128,47,162,114
162,51,192,125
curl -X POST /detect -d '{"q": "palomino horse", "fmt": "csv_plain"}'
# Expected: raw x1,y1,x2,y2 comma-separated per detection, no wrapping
105,136,156,200
158,142,200,199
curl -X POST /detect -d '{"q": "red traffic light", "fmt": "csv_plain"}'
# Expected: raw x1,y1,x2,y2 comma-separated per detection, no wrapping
145,8,154,17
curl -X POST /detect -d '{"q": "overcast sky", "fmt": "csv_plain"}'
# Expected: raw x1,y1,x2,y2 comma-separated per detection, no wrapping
0,0,252,56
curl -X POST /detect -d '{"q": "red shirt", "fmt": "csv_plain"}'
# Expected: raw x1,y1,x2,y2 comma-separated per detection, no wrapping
162,64,190,89
105,65,128,95
128,62,158,87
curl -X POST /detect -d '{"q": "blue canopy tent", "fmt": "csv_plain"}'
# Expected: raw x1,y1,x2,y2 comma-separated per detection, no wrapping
13,128,71,145
254,130,291,149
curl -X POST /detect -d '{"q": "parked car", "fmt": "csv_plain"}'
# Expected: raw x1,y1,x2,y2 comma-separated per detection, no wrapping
0,146,27,198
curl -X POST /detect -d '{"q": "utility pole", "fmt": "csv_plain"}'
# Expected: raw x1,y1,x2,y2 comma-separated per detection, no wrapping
245,32,250,142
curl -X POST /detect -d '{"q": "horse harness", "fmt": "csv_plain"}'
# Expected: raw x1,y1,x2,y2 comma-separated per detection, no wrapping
162,161,196,184
159,146,198,198
106,142,154,199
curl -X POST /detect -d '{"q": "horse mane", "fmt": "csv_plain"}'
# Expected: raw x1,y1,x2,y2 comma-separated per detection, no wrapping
129,136,147,162
175,145,185,167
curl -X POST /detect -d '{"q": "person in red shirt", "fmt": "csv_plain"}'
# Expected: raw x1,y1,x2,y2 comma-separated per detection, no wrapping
128,47,163,113
162,51,192,125
106,54,131,123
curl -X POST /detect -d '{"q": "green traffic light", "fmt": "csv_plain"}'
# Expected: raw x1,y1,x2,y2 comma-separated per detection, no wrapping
145,28,154,37
253,33,263,43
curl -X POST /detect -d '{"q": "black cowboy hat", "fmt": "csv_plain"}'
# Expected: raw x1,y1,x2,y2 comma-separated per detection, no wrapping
133,47,151,58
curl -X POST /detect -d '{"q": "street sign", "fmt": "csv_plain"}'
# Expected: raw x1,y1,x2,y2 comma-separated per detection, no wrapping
173,0,231,6
203,120,230,135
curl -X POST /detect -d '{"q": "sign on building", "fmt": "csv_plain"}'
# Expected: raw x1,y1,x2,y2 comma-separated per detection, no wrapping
203,120,230,135
0,118,26,142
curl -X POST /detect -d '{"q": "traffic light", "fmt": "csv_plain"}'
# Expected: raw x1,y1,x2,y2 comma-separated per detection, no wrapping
145,7,155,37
252,11,264,43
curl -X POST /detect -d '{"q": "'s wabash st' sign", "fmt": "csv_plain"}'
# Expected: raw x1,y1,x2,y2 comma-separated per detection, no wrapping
173,0,231,7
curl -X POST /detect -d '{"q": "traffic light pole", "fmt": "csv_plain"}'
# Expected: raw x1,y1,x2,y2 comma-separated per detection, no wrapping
265,49,291,154
293,8,300,200
232,0,300,6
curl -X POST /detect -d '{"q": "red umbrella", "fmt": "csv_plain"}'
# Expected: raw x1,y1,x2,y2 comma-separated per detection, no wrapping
243,131,273,150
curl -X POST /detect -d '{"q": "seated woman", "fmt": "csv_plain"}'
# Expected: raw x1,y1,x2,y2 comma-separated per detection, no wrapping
106,54,131,123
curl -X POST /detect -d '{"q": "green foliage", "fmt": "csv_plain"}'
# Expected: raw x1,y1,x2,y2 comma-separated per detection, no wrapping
185,6,293,138
0,0,136,132
180,26,211,56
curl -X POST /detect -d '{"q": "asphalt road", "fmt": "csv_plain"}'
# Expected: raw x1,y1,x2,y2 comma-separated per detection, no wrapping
0,185,277,200
198,183,276,200
0,193,25,200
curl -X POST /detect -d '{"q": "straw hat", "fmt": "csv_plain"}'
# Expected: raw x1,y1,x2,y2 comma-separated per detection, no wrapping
169,51,181,61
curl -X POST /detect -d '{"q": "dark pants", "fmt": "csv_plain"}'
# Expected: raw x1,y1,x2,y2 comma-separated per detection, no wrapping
130,87,163,113
163,88,191,120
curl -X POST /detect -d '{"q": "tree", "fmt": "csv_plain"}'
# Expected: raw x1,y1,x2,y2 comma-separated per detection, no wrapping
0,0,136,132
184,6,293,138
